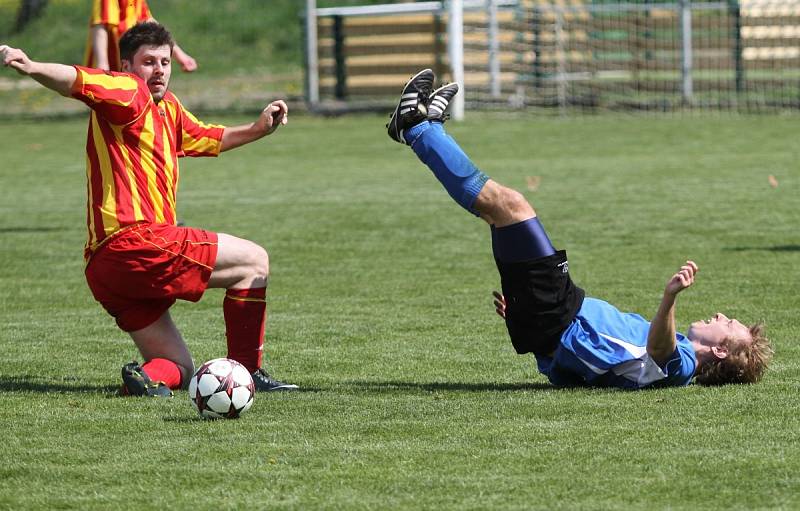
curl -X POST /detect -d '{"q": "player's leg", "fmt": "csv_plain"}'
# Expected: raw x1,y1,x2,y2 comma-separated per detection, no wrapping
208,233,268,376
404,123,578,355
477,181,556,263
207,233,268,290
125,310,192,395
84,225,198,396
387,72,578,357
85,223,270,395
208,233,298,391
411,119,573,355
388,72,556,262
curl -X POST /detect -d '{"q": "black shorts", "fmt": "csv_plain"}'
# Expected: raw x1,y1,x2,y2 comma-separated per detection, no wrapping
496,249,585,356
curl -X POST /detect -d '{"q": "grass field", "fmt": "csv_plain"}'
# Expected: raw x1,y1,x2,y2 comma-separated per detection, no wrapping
0,113,799,510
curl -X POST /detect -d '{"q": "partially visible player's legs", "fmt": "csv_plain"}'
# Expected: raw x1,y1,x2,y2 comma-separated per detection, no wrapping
208,233,298,391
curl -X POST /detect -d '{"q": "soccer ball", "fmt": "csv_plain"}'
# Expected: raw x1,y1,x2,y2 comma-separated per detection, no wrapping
189,358,255,419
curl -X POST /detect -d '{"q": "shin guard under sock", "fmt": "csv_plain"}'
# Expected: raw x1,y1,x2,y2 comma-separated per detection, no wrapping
223,287,267,373
406,121,488,215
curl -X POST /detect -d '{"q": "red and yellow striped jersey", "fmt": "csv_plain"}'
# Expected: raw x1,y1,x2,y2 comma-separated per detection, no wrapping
71,66,225,259
84,0,153,71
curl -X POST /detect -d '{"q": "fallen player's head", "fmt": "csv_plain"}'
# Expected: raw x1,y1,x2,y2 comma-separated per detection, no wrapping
119,22,175,101
688,314,773,385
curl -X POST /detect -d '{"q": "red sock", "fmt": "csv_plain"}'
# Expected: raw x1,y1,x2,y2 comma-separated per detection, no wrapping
142,358,183,389
223,287,266,373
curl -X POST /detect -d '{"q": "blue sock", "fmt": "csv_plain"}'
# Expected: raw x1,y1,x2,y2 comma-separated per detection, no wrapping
405,121,489,216
491,218,556,263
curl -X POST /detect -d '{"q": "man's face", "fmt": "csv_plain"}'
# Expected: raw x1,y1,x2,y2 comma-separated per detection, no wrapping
121,44,172,102
687,312,752,349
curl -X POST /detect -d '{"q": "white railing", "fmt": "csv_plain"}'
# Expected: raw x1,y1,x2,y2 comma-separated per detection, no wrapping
305,0,800,114
306,0,519,119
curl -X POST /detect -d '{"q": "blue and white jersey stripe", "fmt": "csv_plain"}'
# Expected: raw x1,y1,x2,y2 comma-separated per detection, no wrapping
536,298,697,389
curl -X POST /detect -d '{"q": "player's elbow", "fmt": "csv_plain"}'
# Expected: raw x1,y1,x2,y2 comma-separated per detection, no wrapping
646,345,674,366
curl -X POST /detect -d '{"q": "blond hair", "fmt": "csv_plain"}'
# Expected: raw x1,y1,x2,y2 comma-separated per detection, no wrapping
695,323,773,385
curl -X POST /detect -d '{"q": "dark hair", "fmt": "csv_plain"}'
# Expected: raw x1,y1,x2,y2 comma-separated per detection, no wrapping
119,21,175,63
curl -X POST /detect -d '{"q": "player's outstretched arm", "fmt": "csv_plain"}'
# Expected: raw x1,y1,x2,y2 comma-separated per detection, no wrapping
145,14,197,73
219,100,288,153
1,45,76,97
172,44,197,73
89,25,111,71
647,260,698,365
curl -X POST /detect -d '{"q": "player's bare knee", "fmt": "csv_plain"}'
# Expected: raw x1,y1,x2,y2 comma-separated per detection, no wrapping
249,244,269,282
475,180,505,215
503,188,534,218
480,185,534,223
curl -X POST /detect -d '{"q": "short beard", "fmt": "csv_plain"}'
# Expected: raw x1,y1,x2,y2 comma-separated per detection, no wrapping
151,89,166,103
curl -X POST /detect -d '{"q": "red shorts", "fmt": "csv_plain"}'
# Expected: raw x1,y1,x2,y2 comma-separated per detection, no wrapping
85,223,219,332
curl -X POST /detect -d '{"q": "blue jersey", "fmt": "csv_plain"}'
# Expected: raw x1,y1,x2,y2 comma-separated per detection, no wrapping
535,298,696,389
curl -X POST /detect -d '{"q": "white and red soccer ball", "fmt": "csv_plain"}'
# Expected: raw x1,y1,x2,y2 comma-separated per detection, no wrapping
189,358,255,419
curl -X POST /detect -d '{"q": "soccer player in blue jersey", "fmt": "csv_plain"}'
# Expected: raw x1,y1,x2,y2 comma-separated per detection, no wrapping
386,69,773,389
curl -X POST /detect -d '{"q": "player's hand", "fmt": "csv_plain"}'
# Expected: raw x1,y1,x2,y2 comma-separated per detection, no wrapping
171,44,197,72
665,260,698,297
0,45,33,75
178,55,197,72
492,291,506,319
258,100,288,135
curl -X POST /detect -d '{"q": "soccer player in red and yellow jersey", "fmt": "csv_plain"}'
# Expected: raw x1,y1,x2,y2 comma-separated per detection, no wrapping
1,22,295,395
85,0,196,73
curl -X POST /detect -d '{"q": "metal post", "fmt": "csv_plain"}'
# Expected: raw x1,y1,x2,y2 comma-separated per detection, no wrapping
305,0,319,108
729,0,744,96
433,13,446,81
487,0,501,98
531,6,542,92
555,8,567,114
333,15,347,99
680,0,694,104
448,0,465,120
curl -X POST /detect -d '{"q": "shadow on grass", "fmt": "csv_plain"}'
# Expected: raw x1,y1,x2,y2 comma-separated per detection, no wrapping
726,245,800,252
0,375,117,394
345,380,556,393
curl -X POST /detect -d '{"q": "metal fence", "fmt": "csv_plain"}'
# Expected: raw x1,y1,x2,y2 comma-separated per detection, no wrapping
307,0,800,114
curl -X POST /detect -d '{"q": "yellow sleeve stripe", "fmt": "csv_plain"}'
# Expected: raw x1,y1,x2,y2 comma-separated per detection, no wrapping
80,72,140,107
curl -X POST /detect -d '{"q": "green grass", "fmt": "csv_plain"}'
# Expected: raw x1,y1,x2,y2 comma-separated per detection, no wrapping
1,114,799,510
